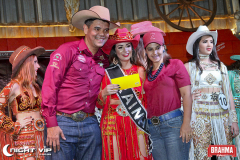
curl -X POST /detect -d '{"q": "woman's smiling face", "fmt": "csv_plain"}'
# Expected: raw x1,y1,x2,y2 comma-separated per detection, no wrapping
115,42,133,63
145,43,164,63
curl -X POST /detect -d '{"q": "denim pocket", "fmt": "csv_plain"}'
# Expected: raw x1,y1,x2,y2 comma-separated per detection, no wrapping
149,123,161,137
166,115,183,128
56,115,64,121
89,115,99,124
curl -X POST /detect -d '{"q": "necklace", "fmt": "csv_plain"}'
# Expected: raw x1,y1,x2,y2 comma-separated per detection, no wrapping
200,61,218,70
148,63,164,81
199,54,209,59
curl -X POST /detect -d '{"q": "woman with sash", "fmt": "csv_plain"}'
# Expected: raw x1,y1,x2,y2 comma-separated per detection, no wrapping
185,25,239,160
142,31,192,160
0,46,45,160
97,28,151,160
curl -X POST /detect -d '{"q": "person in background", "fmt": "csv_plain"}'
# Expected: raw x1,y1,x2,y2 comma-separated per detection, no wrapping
185,25,239,160
228,55,240,159
131,21,165,69
0,45,45,160
143,31,192,160
41,6,120,160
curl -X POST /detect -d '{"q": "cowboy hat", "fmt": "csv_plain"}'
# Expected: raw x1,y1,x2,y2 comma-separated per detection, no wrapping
71,6,120,30
9,46,45,78
230,55,240,61
186,25,217,55
131,21,165,37
102,28,140,55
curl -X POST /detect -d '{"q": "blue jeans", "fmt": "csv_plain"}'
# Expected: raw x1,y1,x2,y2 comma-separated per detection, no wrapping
44,115,102,160
148,115,190,160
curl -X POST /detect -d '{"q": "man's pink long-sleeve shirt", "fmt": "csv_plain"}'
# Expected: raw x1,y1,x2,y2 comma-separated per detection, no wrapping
41,39,109,128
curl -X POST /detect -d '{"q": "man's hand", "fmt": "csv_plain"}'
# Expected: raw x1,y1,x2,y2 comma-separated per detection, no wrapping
46,126,66,153
180,122,192,143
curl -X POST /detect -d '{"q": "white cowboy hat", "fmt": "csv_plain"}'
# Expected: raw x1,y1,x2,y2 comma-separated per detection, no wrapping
186,25,217,55
71,6,120,30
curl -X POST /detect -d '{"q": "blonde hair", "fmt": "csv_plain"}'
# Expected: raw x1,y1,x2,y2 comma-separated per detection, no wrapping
14,55,41,106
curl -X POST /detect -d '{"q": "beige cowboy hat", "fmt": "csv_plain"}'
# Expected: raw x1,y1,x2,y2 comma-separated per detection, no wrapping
71,6,120,30
9,45,45,78
186,25,217,55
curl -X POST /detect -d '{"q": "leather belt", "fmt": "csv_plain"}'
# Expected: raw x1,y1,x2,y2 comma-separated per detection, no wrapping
57,111,94,122
148,109,183,125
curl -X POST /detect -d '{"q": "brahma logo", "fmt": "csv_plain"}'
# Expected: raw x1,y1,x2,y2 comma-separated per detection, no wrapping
208,145,236,157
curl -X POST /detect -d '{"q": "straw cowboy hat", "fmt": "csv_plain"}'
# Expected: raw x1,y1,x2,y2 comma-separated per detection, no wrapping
9,46,45,78
102,28,140,55
186,25,218,55
230,55,240,61
71,6,120,30
131,21,165,37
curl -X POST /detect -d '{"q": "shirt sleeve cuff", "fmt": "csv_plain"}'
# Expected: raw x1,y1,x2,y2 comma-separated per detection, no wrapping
45,116,58,128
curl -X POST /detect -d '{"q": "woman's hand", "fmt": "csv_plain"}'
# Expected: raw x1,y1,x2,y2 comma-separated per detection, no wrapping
192,90,201,100
231,122,239,138
102,84,120,98
180,122,192,143
17,116,33,129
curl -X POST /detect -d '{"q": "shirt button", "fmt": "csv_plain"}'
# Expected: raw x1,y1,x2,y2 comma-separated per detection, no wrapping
91,67,93,69
86,102,88,104
89,90,91,92
80,68,82,71
90,79,92,81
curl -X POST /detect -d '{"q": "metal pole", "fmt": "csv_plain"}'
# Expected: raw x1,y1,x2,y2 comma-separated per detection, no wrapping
232,0,240,12
35,0,43,23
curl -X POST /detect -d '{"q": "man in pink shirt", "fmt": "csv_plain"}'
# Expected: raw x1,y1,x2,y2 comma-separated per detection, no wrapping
41,6,120,160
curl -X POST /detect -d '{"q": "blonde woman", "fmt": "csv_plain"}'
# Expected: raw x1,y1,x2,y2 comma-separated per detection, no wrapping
0,46,45,160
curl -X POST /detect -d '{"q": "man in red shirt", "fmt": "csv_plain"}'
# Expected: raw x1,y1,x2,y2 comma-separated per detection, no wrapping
41,6,120,160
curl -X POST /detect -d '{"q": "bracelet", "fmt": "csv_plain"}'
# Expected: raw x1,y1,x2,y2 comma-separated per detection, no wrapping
229,110,238,123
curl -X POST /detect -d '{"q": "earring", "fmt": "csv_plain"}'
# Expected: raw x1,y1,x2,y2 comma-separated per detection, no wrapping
163,50,165,53
113,57,118,65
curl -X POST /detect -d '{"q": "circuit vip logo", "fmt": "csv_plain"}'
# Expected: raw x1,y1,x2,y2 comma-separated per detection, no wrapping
3,144,52,157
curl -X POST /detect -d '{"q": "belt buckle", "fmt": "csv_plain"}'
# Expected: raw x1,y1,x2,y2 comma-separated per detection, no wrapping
71,111,87,122
151,116,160,125
116,104,128,117
34,119,44,131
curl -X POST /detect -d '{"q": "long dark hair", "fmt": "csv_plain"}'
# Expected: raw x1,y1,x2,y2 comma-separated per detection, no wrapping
109,43,142,67
228,60,240,70
135,35,147,68
189,35,221,74
146,44,171,72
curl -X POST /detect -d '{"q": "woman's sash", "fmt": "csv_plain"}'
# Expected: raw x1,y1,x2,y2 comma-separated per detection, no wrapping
105,64,152,152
